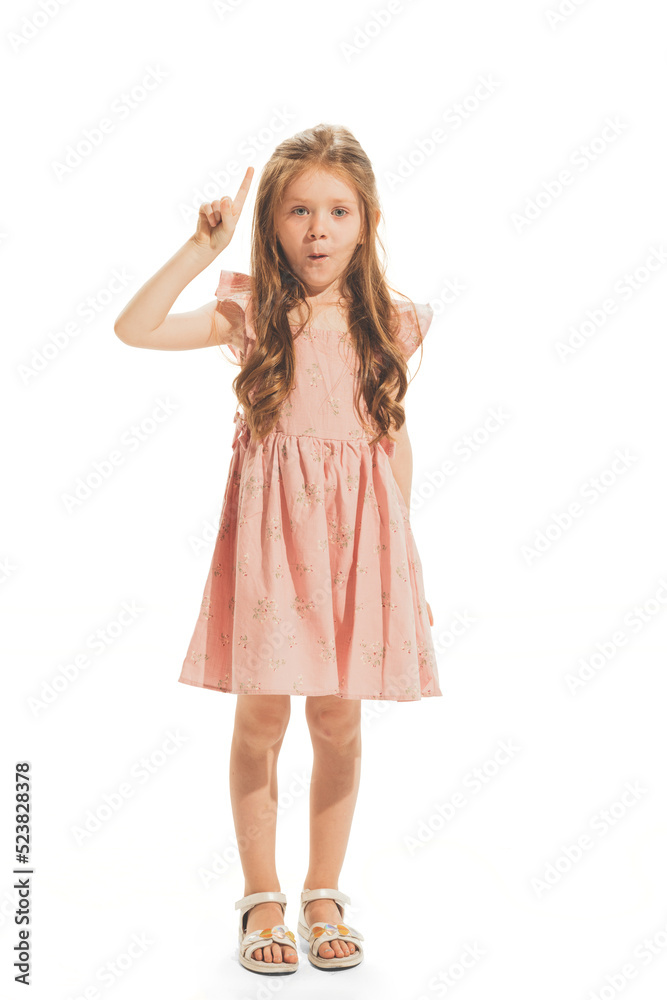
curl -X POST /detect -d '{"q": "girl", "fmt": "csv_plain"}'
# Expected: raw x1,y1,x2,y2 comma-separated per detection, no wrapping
114,124,442,975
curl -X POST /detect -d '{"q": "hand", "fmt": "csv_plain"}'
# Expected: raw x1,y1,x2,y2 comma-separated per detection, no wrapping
192,165,254,254
426,601,433,627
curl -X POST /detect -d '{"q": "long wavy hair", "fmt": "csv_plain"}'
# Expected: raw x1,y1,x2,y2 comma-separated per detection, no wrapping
224,123,426,449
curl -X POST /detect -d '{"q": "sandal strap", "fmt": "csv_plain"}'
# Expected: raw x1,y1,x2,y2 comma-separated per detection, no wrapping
235,890,286,921
240,923,297,959
301,887,350,911
300,889,363,960
306,921,364,958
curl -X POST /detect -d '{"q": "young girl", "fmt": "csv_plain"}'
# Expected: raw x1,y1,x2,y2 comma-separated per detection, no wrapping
114,124,442,975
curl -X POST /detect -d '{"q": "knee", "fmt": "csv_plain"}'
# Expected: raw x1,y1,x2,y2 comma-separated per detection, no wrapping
306,699,361,748
234,696,290,750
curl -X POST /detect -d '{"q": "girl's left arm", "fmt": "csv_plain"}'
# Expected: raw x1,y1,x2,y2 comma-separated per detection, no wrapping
388,419,413,514
388,419,435,627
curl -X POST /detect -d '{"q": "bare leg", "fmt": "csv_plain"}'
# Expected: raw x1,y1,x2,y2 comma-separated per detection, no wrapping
302,695,362,960
229,693,296,964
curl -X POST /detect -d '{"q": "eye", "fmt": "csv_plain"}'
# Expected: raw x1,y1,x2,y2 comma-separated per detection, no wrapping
291,207,349,217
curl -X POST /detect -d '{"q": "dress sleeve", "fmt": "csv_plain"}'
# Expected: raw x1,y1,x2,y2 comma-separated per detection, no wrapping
392,300,434,361
214,270,255,362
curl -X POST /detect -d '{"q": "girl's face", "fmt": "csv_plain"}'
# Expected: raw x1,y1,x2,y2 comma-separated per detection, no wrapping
275,167,365,299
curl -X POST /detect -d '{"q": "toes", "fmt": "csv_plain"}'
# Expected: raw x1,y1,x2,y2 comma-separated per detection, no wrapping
251,944,298,964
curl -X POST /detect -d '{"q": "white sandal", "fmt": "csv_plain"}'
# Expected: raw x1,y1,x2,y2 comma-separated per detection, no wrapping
235,890,298,974
298,888,364,969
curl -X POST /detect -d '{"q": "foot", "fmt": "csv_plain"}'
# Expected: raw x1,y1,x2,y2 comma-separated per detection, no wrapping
243,901,298,965
303,898,358,959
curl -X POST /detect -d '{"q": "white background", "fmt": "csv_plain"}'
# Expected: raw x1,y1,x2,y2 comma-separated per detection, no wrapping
2,0,667,997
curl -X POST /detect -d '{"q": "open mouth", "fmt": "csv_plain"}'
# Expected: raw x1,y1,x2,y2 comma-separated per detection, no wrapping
308,254,328,260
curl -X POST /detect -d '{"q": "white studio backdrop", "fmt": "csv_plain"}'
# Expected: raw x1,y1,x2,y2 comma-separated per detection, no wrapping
2,0,667,997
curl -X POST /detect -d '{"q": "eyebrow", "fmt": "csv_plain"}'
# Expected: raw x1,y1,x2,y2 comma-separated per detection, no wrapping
284,196,357,206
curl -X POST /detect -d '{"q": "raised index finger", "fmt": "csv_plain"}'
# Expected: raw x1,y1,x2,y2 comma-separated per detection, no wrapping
232,165,254,216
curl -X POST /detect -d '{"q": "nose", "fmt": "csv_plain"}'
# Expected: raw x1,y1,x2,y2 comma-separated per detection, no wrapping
308,212,329,239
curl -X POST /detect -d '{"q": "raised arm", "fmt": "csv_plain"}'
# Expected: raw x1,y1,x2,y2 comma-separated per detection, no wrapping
113,166,253,351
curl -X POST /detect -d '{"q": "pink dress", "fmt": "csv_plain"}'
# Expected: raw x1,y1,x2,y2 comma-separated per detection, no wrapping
177,270,442,701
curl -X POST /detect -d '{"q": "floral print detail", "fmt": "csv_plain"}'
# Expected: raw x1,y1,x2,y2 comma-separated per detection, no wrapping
291,595,315,619
363,484,379,512
295,481,323,507
252,598,281,623
417,641,432,671
189,650,209,666
360,640,385,669
328,519,354,548
242,474,267,500
306,362,323,387
266,516,282,541
177,270,442,702
317,637,336,660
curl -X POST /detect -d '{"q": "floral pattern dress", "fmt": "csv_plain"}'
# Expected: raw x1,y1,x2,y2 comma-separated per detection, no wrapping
177,270,442,701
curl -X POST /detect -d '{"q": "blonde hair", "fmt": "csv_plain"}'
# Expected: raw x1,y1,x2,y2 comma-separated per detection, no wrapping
226,122,425,448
